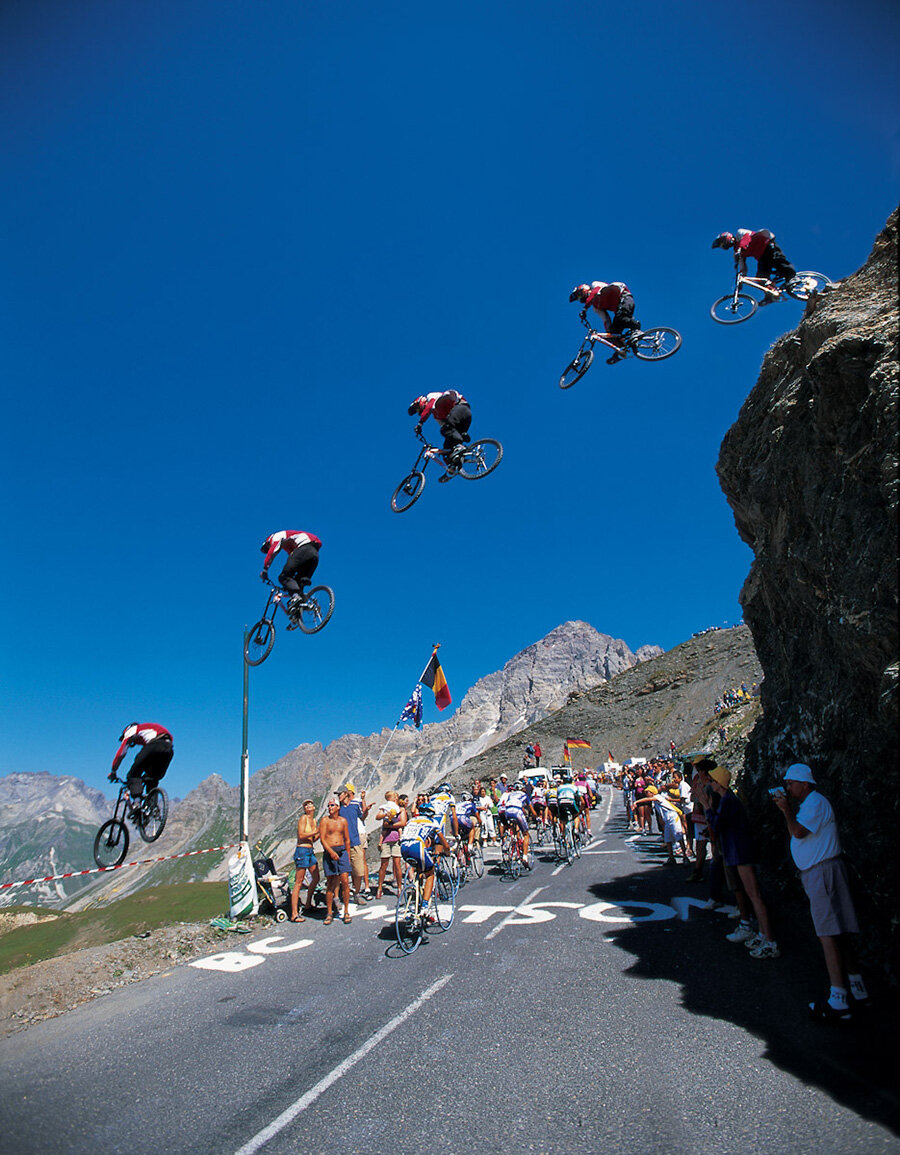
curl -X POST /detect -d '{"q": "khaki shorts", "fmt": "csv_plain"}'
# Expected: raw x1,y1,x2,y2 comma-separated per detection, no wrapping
348,844,367,878
380,840,401,859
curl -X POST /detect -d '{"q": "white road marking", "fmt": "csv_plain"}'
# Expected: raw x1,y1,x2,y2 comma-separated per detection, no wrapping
233,973,454,1155
484,885,545,940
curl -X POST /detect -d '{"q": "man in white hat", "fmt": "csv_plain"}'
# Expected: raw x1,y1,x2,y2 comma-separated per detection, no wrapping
773,763,871,1022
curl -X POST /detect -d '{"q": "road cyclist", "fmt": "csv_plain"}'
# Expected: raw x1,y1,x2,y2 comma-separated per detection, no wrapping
498,780,537,875
395,803,454,953
556,776,581,864
454,792,484,881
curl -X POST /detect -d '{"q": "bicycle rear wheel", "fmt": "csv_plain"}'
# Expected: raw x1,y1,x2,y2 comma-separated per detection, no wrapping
94,819,129,869
457,439,503,480
470,840,485,878
631,327,682,360
710,294,757,324
443,851,461,894
137,787,168,843
560,344,594,388
786,271,832,300
433,863,455,928
391,471,426,512
245,620,275,666
394,880,422,954
296,586,335,634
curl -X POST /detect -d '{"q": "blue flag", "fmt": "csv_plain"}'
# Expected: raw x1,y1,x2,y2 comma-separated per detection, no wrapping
398,684,423,729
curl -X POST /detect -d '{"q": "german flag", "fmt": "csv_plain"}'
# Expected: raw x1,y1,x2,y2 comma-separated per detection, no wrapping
421,650,452,710
566,738,591,749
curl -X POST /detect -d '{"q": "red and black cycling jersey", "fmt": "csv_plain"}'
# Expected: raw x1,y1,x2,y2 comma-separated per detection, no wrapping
735,230,772,259
261,530,322,571
584,282,630,311
112,723,173,773
417,390,468,424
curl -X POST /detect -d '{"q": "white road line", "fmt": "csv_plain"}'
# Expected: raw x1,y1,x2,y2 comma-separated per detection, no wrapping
484,884,546,940
233,973,453,1155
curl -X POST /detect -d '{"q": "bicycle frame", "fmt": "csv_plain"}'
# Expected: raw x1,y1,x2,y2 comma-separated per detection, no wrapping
108,779,144,827
407,430,452,476
576,311,639,359
258,579,293,625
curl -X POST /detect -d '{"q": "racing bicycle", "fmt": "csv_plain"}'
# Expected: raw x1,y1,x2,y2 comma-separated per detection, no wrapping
710,270,833,324
559,310,682,389
394,855,455,954
244,577,335,666
390,429,503,513
93,777,169,868
455,836,485,883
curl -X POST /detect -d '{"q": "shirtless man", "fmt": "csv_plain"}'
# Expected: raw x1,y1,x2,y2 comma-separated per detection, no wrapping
318,799,352,924
290,799,320,922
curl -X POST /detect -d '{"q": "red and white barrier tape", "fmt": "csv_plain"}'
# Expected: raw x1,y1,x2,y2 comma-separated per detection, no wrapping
0,843,239,891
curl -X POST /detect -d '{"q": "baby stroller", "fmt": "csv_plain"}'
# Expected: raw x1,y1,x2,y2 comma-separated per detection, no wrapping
253,855,291,923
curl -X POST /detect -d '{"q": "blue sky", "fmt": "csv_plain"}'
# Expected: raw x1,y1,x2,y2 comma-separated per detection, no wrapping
2,0,897,802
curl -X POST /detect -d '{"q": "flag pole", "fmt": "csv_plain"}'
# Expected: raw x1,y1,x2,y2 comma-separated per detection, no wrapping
372,644,440,774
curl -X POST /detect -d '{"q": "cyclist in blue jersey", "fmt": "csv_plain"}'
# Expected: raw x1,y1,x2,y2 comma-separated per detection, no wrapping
399,804,452,909
502,781,537,868
455,791,480,854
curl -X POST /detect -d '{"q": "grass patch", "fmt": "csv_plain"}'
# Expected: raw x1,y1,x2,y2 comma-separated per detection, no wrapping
0,882,228,976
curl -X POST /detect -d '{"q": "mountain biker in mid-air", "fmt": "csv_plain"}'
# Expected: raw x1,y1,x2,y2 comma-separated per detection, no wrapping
110,723,173,800
569,281,639,364
408,390,471,482
711,229,797,301
260,530,322,614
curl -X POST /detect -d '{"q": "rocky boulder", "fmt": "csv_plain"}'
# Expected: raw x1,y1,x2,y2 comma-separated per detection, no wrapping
717,209,899,973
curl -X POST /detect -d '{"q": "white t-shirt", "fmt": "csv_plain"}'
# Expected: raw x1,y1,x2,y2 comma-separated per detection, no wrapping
791,791,841,871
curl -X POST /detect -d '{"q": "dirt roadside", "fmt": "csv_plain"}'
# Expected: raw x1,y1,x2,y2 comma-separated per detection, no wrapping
0,919,231,1037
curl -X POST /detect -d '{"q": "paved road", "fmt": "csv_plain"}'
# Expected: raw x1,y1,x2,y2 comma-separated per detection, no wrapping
1,788,897,1155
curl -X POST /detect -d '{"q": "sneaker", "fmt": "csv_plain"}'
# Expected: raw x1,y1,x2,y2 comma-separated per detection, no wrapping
286,594,303,614
808,999,852,1023
743,933,765,950
355,893,368,904
725,923,756,943
701,898,722,911
749,939,780,959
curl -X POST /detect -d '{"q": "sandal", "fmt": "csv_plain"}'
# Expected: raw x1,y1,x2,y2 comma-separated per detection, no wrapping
323,915,333,925
808,999,852,1023
290,915,305,923
342,914,352,923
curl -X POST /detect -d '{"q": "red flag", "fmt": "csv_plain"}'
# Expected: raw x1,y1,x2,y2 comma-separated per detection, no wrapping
421,650,452,710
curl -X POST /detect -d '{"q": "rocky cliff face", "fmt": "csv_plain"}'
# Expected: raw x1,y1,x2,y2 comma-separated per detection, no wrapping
717,210,899,970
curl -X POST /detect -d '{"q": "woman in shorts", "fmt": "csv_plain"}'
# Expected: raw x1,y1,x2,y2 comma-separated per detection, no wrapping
290,798,320,922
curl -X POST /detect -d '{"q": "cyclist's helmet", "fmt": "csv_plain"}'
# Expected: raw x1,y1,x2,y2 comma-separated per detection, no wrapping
712,232,735,250
408,396,426,416
418,803,436,817
260,537,271,553
569,283,591,303
119,723,137,741
461,791,473,802
437,781,453,793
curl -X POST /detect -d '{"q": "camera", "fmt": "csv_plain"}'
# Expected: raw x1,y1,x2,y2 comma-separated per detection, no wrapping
768,787,785,798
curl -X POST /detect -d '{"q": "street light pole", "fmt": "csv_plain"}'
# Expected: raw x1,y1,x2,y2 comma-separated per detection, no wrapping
240,628,250,844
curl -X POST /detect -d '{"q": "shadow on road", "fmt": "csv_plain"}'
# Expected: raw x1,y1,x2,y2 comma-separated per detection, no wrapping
593,813,900,1136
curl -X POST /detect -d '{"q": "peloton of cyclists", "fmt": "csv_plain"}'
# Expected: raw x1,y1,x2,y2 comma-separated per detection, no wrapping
408,390,471,481
259,529,322,618
569,281,639,363
110,722,174,800
711,229,798,302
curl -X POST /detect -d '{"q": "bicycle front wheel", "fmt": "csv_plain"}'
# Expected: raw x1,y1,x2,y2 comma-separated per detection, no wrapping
94,819,129,869
786,271,832,301
632,327,682,360
560,344,594,388
433,863,455,928
457,439,503,480
470,841,485,878
137,787,168,843
443,851,461,894
245,620,275,666
395,880,422,954
296,586,335,634
391,471,426,512
710,294,757,324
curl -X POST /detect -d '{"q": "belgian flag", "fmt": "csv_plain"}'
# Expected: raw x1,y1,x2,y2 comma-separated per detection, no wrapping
421,650,452,710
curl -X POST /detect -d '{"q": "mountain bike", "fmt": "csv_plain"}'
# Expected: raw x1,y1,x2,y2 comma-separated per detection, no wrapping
244,577,335,666
559,311,682,389
390,429,504,513
710,270,833,324
394,856,455,954
93,777,169,868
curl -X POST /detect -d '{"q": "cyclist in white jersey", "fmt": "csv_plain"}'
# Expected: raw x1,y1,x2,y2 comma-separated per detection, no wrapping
501,781,537,868
429,782,459,841
557,778,580,840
